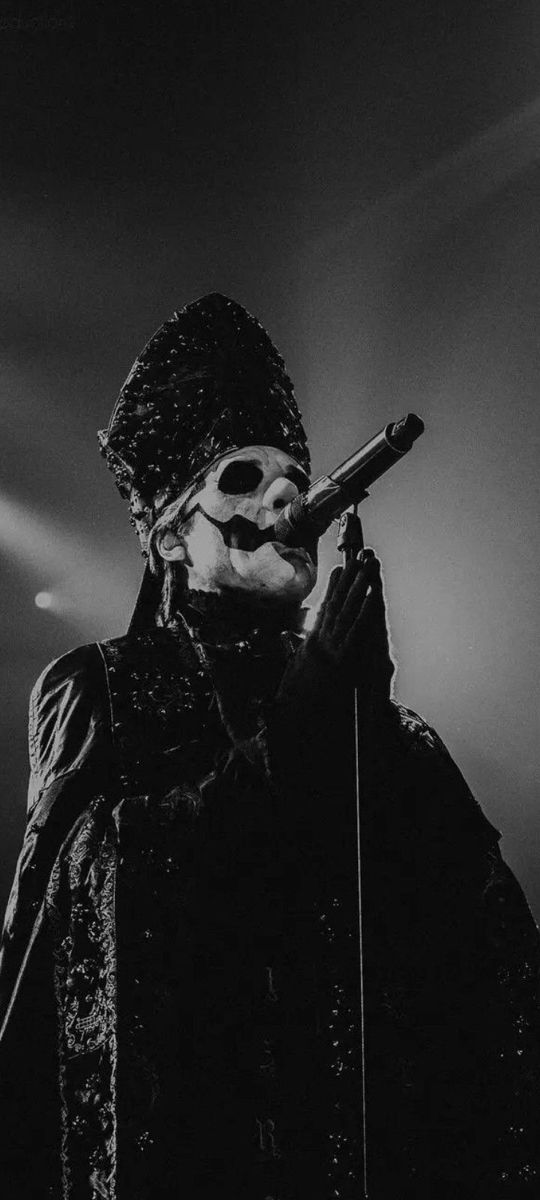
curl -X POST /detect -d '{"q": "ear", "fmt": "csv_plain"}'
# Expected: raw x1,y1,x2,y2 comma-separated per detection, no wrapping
154,528,187,564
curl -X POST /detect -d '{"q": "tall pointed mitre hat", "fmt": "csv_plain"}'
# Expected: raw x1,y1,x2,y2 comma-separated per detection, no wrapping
98,293,311,558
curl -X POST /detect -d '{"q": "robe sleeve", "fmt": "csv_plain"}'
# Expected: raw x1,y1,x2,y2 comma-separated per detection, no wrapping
0,644,111,1012
0,643,112,1191
364,707,540,1194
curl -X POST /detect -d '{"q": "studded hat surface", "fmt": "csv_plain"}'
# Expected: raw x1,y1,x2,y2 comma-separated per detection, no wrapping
98,293,310,555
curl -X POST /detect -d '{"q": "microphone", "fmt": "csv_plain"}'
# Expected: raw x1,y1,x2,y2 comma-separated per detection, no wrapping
273,413,424,546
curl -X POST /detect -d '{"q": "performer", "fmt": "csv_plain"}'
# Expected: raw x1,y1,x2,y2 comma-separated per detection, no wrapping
0,293,538,1199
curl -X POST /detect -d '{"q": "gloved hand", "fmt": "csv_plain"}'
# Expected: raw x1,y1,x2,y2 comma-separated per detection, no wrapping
305,548,393,684
270,549,395,772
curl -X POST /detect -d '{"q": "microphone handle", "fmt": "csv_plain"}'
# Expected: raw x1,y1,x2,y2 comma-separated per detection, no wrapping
273,413,424,545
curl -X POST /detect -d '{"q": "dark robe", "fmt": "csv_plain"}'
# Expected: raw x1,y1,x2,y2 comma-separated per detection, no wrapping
0,609,539,1199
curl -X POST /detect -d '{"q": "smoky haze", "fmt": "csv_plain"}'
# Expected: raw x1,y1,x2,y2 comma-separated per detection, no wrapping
0,0,539,918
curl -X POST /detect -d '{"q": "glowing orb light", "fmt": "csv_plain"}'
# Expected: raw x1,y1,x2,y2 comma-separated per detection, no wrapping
35,591,54,610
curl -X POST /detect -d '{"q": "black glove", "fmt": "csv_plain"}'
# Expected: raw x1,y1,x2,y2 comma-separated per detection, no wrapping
269,550,395,789
281,547,393,704
308,548,393,683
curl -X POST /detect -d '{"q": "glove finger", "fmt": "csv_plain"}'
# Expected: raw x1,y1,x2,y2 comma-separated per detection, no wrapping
313,565,342,625
343,572,388,657
316,560,359,637
312,566,345,639
316,551,378,645
322,552,374,627
333,557,381,643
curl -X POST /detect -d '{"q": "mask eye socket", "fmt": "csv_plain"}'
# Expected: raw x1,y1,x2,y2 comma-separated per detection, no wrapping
218,460,264,495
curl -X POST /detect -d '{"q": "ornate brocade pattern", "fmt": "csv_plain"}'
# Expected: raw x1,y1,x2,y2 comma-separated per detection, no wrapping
100,624,305,1198
46,796,118,1200
319,896,364,1196
481,848,540,1191
99,628,222,799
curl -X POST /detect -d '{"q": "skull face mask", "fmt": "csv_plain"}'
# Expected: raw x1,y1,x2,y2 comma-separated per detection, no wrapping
155,445,317,605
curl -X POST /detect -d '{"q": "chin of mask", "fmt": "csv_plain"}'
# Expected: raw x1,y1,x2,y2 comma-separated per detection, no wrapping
179,445,317,603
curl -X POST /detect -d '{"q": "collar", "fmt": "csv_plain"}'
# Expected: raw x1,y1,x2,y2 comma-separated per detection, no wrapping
172,589,307,646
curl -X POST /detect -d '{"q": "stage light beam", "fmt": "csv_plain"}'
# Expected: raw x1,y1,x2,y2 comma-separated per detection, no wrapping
0,491,135,634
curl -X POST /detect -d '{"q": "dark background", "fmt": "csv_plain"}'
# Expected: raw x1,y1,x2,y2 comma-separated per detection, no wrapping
1,0,539,918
